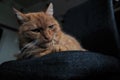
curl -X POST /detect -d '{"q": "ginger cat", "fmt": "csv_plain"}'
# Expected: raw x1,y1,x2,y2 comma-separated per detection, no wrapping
14,3,85,60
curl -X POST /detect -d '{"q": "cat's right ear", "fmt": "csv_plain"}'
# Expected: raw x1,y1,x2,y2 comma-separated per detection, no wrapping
45,3,54,16
13,8,28,23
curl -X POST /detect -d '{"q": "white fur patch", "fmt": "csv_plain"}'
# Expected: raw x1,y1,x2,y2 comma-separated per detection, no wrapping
16,13,23,20
46,3,54,16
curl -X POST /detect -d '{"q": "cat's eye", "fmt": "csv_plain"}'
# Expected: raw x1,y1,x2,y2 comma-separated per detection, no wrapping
48,25,54,29
31,29,40,32
31,28,43,32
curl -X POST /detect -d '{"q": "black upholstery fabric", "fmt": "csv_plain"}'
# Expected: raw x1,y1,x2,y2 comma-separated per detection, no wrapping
63,0,120,56
0,0,120,80
0,51,120,80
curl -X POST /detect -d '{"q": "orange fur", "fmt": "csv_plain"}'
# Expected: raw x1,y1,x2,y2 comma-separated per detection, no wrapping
14,3,85,60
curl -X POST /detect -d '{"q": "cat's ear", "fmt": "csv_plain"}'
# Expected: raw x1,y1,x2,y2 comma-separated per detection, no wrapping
13,8,28,23
45,3,54,16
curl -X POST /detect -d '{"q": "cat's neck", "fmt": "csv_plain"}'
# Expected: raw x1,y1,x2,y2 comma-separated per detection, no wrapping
53,29,65,43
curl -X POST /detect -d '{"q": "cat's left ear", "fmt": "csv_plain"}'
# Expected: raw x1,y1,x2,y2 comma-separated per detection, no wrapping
45,3,54,16
13,8,29,23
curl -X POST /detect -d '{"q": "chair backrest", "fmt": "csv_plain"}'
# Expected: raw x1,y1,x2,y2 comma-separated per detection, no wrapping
63,0,120,56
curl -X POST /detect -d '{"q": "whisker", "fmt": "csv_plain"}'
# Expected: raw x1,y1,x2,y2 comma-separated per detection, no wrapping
20,40,39,54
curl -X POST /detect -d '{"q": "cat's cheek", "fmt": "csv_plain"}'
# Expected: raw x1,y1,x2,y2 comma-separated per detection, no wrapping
54,27,60,32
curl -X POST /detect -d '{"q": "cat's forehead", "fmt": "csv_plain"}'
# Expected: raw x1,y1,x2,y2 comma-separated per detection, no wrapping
25,12,55,26
20,12,57,30
26,12,52,21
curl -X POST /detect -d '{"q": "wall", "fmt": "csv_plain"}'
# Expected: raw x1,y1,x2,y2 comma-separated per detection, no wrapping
0,27,19,64
0,1,19,29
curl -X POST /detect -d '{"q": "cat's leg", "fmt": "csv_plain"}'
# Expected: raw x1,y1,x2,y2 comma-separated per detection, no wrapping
53,45,68,52
53,45,87,52
34,46,70,57
16,48,46,59
34,49,53,57
34,46,71,57
33,45,69,57
80,48,87,51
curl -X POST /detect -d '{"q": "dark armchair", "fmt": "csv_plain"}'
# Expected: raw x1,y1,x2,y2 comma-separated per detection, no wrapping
0,0,120,80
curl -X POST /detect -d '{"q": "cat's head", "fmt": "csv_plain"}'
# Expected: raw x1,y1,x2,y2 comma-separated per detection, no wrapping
14,3,61,49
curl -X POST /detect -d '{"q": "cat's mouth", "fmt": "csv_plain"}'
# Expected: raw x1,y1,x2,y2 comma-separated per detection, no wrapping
38,40,52,49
